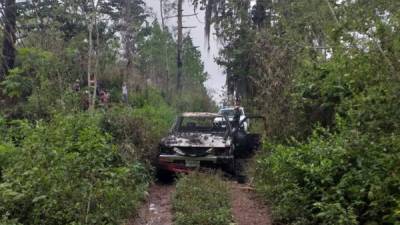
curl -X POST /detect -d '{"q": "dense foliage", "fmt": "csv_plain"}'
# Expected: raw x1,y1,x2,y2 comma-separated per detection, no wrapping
2,0,399,224
172,173,233,225
0,113,150,224
190,0,400,224
256,125,400,225
0,0,216,118
101,90,176,164
136,22,216,112
0,1,216,223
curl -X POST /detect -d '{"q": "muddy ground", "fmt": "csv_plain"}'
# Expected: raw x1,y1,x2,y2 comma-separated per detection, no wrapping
229,182,271,225
128,183,175,225
128,178,271,225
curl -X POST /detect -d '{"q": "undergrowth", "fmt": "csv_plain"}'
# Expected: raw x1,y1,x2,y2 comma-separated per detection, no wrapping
255,125,400,225
0,113,153,225
172,172,233,225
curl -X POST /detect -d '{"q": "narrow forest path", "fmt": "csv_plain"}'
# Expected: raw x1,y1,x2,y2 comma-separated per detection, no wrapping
128,177,271,225
229,182,272,225
128,183,175,225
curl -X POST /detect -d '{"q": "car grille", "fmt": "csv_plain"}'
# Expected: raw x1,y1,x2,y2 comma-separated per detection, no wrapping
174,147,211,157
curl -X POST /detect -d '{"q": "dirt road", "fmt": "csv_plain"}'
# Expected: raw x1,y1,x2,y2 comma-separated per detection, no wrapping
229,182,271,225
128,183,175,225
128,178,271,225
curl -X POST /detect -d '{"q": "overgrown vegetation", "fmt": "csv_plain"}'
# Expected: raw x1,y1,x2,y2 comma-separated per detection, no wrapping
172,173,233,225
0,0,216,224
1,0,399,224
100,93,175,164
0,86,180,224
256,125,400,225
190,0,400,224
0,113,150,224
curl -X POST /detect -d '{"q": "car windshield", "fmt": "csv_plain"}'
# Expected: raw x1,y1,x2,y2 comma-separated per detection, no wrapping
220,108,243,117
175,116,228,133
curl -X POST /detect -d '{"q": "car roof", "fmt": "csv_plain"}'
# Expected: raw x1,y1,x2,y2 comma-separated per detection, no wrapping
181,112,222,117
219,106,244,111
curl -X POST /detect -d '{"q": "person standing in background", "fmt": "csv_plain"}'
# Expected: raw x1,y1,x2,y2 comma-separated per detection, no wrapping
99,89,110,108
104,89,110,107
73,79,80,92
122,82,128,103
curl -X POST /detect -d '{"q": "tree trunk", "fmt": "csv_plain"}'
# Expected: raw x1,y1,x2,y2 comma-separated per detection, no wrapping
176,0,183,92
87,16,94,110
92,11,99,109
160,0,165,30
123,0,133,80
0,0,17,80
160,0,170,96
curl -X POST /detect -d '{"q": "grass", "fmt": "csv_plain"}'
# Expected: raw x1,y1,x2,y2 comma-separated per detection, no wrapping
172,172,233,225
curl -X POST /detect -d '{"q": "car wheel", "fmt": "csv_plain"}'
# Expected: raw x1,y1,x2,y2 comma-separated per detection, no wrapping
234,158,247,184
156,168,175,183
223,158,235,175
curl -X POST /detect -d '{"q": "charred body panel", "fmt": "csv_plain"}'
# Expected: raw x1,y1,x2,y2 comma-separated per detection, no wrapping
157,111,264,175
162,133,230,149
158,113,232,172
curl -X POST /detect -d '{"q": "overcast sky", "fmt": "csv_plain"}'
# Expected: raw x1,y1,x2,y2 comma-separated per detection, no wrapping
144,0,226,103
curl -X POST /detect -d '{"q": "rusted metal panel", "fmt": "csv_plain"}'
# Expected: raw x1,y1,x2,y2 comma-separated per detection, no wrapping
181,112,221,117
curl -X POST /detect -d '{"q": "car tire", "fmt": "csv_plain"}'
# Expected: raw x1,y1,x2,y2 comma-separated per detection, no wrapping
156,168,175,183
234,158,247,184
223,158,236,175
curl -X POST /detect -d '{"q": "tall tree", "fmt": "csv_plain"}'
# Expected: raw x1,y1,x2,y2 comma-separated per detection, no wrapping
160,0,165,29
176,0,183,92
110,0,146,80
0,0,17,79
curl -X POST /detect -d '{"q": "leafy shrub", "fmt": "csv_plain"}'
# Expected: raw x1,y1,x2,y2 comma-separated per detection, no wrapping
255,126,400,225
0,113,150,225
100,103,175,164
1,48,67,119
172,90,217,113
172,173,233,225
0,216,22,225
128,88,168,109
1,68,32,99
0,142,16,179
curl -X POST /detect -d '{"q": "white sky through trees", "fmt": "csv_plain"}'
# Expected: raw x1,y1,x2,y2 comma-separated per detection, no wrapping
144,0,225,104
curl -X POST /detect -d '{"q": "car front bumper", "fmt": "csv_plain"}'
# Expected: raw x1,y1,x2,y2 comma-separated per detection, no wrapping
159,154,233,162
158,154,233,173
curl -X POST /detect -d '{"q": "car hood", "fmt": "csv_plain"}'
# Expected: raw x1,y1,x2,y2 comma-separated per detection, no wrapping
161,133,231,148
214,116,246,122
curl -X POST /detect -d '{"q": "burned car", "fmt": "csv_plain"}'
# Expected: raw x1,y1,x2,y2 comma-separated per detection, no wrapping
157,111,262,180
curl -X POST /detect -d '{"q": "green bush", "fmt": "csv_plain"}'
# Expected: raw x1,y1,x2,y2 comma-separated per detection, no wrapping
100,103,175,164
172,90,217,113
1,48,67,119
0,113,150,225
255,126,400,225
172,173,233,225
0,216,22,225
128,88,168,109
0,143,16,179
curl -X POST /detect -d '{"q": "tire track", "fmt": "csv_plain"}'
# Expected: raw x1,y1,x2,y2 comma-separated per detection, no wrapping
229,182,272,225
128,183,175,225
